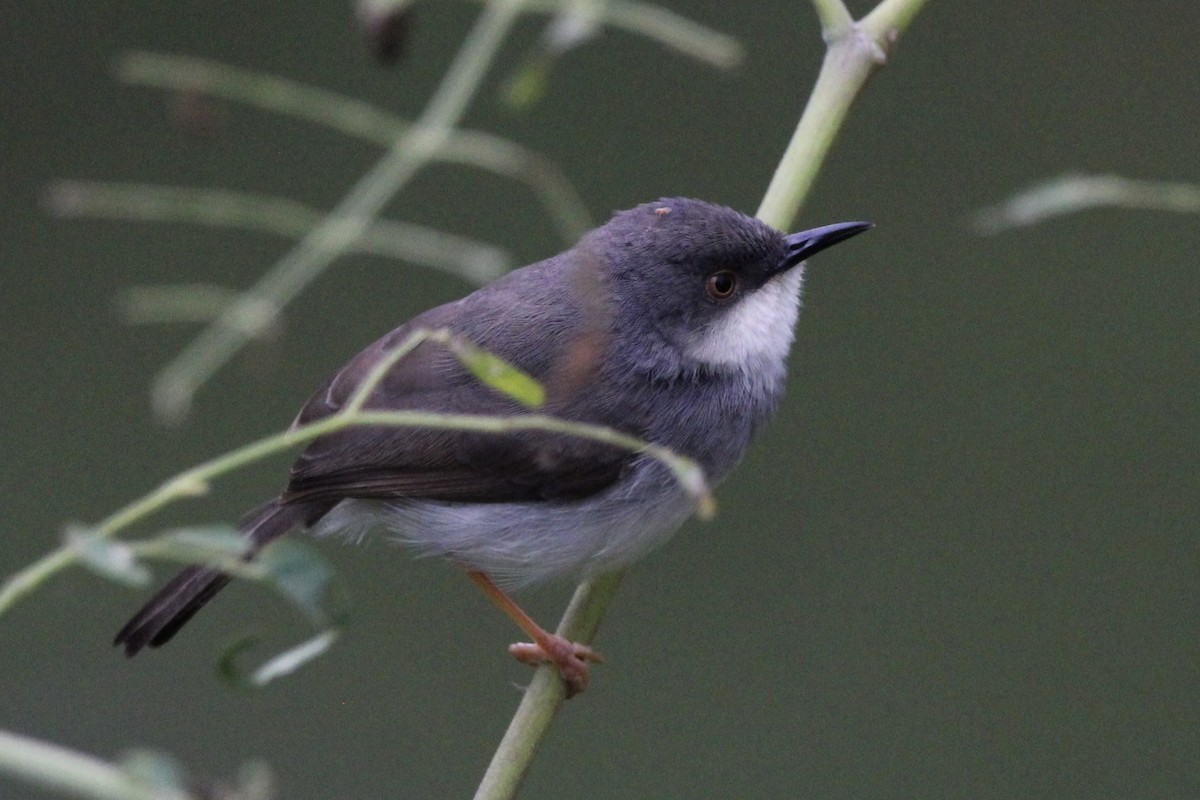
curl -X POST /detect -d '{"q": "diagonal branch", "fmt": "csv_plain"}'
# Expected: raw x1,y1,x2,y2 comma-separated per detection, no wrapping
117,51,593,243
0,327,710,620
475,2,931,799
147,0,529,423
757,0,929,231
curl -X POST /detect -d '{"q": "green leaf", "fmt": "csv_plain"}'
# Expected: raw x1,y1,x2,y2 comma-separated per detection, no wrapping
66,526,150,587
209,540,346,689
448,336,544,408
216,628,340,690
251,630,339,686
217,635,260,690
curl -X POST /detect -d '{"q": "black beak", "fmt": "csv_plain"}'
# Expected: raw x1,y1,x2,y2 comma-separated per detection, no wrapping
780,221,873,272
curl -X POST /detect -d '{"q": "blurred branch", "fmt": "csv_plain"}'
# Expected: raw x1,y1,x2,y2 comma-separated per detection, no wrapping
972,173,1200,234
0,329,709,620
121,0,739,424
460,0,744,68
117,52,592,244
0,730,274,800
113,285,244,326
0,730,194,800
585,1,742,67
144,0,529,423
45,180,511,286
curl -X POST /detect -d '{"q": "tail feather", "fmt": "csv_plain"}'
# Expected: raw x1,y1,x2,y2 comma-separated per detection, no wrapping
114,499,327,656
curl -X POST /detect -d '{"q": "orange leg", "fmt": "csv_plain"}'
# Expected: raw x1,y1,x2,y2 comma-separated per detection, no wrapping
467,570,603,698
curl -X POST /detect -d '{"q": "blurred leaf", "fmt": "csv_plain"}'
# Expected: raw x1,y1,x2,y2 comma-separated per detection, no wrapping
213,540,346,689
251,630,339,686
66,526,150,587
255,539,336,624
503,57,551,109
119,749,187,793
503,10,599,109
217,629,341,690
217,635,261,690
233,760,276,800
448,336,544,408
161,525,251,562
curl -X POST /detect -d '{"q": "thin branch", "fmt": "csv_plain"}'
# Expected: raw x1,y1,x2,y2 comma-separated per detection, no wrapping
458,0,744,68
811,0,853,37
475,2,930,798
472,571,624,800
0,335,709,618
756,30,879,230
113,285,245,326
0,729,193,800
44,181,511,285
341,328,437,414
599,1,743,67
861,0,932,42
972,173,1200,234
147,0,528,423
758,0,927,230
117,51,593,244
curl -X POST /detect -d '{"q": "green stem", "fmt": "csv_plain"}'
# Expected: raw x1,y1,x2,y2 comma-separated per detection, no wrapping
46,181,511,285
757,29,879,229
0,348,708,619
473,2,930,798
150,0,528,423
757,0,929,231
471,572,624,800
116,52,593,243
811,0,853,34
0,549,78,622
861,0,931,42
456,0,745,67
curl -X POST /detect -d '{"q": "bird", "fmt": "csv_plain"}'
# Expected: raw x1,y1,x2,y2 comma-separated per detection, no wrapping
115,197,871,696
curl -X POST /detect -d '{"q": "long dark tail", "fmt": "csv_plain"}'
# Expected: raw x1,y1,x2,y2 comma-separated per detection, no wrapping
114,499,328,656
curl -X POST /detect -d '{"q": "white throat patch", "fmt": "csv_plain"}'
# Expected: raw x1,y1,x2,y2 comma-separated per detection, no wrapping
683,267,805,371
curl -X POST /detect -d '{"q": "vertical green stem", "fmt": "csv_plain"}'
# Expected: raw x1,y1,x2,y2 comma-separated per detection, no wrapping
472,572,624,800
473,2,932,798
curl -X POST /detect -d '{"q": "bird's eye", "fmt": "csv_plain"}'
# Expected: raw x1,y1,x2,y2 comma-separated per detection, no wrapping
705,270,738,300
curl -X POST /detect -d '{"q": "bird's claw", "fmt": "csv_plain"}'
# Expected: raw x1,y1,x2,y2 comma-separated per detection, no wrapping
509,635,603,698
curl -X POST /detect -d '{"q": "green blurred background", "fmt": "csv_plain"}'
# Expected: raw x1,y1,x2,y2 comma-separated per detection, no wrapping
2,2,1197,798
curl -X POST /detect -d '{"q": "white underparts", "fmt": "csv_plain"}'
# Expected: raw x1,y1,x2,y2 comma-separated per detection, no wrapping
684,267,805,370
310,460,696,587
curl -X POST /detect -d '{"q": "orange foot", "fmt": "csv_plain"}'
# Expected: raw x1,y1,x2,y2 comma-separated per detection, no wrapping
509,634,604,698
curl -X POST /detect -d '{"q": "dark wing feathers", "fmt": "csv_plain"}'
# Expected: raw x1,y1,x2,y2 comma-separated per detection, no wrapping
283,258,632,506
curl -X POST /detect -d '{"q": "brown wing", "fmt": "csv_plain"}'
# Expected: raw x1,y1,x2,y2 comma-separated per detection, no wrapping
281,254,633,506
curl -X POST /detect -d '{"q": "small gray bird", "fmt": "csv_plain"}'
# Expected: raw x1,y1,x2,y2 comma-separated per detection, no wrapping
115,198,870,696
